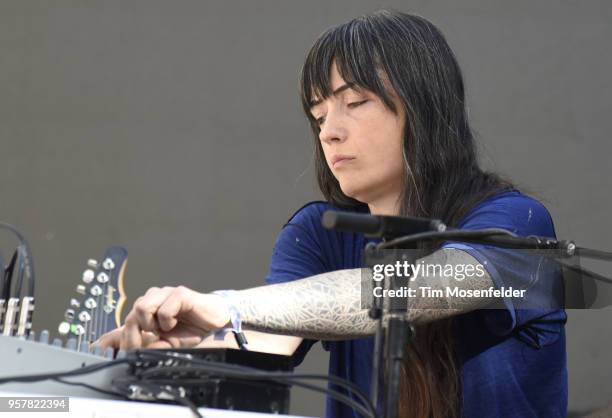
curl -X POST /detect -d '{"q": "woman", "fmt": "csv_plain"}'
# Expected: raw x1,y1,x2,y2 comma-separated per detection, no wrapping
98,10,567,418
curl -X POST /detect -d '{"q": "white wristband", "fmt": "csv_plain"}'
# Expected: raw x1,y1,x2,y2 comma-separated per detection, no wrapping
211,290,248,350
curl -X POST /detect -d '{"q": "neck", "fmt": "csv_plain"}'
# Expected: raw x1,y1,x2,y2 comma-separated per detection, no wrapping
367,194,401,216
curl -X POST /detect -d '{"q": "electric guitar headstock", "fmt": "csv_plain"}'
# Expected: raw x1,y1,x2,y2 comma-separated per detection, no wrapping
58,246,128,348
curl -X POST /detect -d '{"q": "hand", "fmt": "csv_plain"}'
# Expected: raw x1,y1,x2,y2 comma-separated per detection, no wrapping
95,286,231,351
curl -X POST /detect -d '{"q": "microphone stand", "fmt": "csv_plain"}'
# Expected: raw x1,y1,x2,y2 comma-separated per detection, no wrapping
322,210,612,418
322,211,446,418
368,241,416,418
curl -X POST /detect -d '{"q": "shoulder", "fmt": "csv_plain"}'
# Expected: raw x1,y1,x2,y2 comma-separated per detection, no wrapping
272,201,339,257
273,201,367,270
266,201,354,282
284,201,333,230
459,190,556,238
283,200,367,232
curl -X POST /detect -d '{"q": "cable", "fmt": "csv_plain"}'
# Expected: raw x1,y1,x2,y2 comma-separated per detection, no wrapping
0,356,132,385
52,377,125,398
557,260,612,286
0,350,377,418
122,380,205,418
173,395,204,418
2,250,17,301
138,363,375,416
0,356,206,418
14,246,26,298
279,379,373,418
132,373,374,418
136,349,371,401
0,222,35,297
135,350,373,406
379,227,516,249
133,350,377,418
131,351,376,417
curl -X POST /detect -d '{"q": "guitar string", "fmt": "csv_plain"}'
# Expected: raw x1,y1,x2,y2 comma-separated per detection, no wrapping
90,262,101,346
98,255,114,346
99,264,109,343
94,273,103,344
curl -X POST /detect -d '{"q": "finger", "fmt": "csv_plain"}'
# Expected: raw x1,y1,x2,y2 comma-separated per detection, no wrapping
158,290,231,333
130,287,173,333
158,323,206,348
121,313,143,350
94,327,123,350
146,339,173,349
141,331,160,346
99,328,158,352
156,286,196,332
121,287,178,350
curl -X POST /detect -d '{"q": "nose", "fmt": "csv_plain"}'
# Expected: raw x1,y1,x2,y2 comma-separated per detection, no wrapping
318,109,348,145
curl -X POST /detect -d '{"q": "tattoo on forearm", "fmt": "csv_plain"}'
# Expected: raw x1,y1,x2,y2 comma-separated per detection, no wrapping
234,249,495,340
403,249,495,324
236,268,373,340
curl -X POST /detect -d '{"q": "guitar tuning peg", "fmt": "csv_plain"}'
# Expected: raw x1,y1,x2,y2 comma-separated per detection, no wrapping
82,269,95,284
73,324,85,336
52,338,63,347
96,272,109,283
39,330,50,344
64,309,75,321
70,298,80,309
87,259,99,269
102,258,115,270
58,321,71,335
84,298,97,309
90,285,102,296
27,331,36,341
78,311,91,323
76,284,86,295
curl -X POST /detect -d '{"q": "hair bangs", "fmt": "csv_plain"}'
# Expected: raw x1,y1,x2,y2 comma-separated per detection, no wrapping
300,18,397,123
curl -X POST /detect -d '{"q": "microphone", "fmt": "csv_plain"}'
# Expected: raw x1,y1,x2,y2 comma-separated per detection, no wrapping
321,210,445,238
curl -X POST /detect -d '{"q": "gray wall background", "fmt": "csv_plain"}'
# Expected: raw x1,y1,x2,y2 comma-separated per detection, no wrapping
1,1,610,416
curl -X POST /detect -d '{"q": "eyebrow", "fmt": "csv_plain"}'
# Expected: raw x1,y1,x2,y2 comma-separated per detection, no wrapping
309,83,355,108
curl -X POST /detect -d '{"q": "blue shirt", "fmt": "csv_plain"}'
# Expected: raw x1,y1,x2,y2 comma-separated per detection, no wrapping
264,190,567,418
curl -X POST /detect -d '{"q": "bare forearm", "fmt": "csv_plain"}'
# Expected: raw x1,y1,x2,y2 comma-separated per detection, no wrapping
234,248,495,340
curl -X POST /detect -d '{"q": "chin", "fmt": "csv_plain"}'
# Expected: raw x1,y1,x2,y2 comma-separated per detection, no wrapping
338,182,368,203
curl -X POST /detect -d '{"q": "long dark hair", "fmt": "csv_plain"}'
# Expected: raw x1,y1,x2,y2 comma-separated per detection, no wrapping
299,10,514,418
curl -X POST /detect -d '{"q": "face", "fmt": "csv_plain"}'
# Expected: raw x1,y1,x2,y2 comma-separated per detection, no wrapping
310,62,406,213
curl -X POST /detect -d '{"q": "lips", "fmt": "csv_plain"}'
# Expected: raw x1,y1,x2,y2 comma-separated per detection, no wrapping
331,155,355,168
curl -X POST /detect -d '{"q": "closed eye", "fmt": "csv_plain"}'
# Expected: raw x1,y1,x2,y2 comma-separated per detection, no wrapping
313,99,367,126
348,100,368,108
